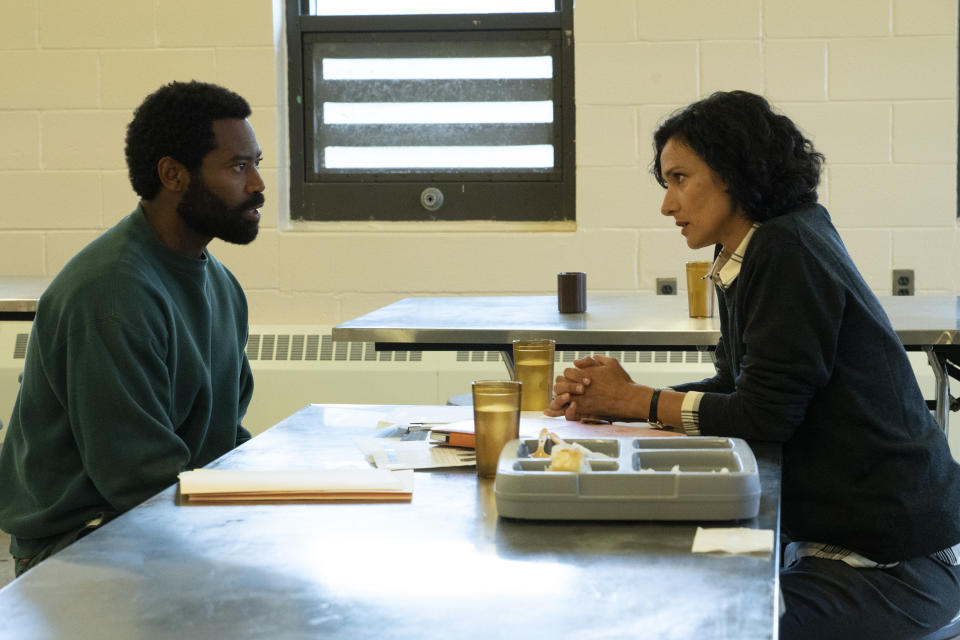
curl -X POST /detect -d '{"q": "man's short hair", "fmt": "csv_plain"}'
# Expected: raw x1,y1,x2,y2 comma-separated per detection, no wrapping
652,91,825,222
125,81,251,200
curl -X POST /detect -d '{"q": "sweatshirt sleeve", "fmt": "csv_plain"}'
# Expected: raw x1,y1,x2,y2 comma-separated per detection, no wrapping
235,353,254,446
62,309,193,513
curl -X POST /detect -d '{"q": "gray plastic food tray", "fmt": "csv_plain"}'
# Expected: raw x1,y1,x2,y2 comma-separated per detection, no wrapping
493,436,761,521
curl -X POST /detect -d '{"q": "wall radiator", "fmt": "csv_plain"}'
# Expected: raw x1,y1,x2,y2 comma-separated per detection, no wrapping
240,325,719,436
0,323,944,450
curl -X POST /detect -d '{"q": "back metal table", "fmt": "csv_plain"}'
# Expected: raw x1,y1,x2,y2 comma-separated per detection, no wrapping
333,294,960,433
0,276,49,321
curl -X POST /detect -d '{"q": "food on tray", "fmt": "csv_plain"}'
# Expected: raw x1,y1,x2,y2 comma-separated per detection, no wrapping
531,428,551,458
547,445,586,472
541,429,606,472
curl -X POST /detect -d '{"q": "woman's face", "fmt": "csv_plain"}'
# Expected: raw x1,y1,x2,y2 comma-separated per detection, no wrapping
659,137,752,251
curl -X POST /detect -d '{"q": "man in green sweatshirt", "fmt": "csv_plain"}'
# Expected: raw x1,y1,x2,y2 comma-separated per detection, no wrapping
0,81,264,576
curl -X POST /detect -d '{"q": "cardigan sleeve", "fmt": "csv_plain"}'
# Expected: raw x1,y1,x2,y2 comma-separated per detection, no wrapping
695,232,844,441
670,334,735,395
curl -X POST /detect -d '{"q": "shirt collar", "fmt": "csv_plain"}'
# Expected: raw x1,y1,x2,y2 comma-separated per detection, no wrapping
706,223,760,289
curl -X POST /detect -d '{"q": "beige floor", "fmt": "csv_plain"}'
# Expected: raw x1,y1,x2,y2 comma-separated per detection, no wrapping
0,529,15,588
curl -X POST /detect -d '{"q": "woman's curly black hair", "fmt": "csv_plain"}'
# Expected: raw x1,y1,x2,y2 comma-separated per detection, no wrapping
652,91,825,222
125,81,251,200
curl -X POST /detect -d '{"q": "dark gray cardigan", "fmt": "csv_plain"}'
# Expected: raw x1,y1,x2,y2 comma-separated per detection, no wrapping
673,204,960,563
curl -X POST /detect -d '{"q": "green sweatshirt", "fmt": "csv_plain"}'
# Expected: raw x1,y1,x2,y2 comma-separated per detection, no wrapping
0,206,253,557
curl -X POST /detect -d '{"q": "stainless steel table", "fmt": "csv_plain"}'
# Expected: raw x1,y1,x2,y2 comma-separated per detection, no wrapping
333,294,960,432
0,404,782,640
0,276,49,320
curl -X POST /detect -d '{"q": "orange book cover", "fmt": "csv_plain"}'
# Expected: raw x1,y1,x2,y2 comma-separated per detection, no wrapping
429,428,476,448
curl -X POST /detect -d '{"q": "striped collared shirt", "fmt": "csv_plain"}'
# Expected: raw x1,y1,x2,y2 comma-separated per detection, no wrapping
678,224,758,436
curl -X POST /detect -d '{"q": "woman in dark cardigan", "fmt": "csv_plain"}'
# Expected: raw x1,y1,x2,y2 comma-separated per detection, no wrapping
547,90,960,640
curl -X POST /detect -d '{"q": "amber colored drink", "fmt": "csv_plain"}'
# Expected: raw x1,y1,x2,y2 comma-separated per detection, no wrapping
514,359,554,411
473,403,521,478
685,261,714,318
512,339,556,411
471,380,522,478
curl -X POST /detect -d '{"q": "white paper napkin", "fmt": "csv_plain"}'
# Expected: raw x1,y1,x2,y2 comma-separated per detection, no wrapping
691,526,774,555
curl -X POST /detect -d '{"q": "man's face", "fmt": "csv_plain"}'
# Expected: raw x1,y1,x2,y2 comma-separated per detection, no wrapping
658,137,749,251
177,118,264,246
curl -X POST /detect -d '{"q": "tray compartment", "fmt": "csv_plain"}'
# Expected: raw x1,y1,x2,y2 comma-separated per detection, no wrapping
513,458,620,472
587,460,619,472
514,459,552,471
517,438,621,458
632,437,732,450
632,450,742,473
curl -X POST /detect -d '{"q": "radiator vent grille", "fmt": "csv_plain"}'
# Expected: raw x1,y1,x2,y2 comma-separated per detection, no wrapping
556,350,713,364
13,333,28,359
247,333,423,362
11,330,717,366
454,350,714,364
245,334,714,365
7,329,717,364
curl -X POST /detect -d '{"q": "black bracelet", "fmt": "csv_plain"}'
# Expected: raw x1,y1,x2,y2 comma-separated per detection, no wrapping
648,388,663,428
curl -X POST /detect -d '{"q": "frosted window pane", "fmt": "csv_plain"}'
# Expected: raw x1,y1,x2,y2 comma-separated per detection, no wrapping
323,57,553,80
325,145,554,169
312,0,555,15
324,101,553,125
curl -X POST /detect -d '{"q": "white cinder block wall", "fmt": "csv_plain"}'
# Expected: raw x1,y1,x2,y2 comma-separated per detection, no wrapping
0,0,957,325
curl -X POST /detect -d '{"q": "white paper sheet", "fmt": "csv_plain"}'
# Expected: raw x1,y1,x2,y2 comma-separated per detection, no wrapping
376,406,474,429
354,437,476,471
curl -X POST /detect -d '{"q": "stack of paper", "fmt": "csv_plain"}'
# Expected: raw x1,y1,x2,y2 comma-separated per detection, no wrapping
428,415,680,444
178,469,414,503
353,438,476,471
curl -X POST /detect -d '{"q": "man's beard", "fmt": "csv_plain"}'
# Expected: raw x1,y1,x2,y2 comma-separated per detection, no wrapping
176,175,263,246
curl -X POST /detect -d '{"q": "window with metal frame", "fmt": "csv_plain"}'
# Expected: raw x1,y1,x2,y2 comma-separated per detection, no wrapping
285,0,575,222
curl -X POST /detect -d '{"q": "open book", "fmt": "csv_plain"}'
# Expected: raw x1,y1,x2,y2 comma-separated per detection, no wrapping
178,468,414,504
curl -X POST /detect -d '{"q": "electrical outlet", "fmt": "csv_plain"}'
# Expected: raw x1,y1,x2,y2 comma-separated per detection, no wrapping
656,277,677,295
892,269,914,296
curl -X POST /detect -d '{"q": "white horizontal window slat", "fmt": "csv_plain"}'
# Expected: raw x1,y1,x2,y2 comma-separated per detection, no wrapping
324,145,554,169
312,0,555,16
323,101,554,125
322,56,553,80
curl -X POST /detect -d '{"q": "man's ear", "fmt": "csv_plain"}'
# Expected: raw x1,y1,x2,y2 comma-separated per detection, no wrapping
157,156,189,193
